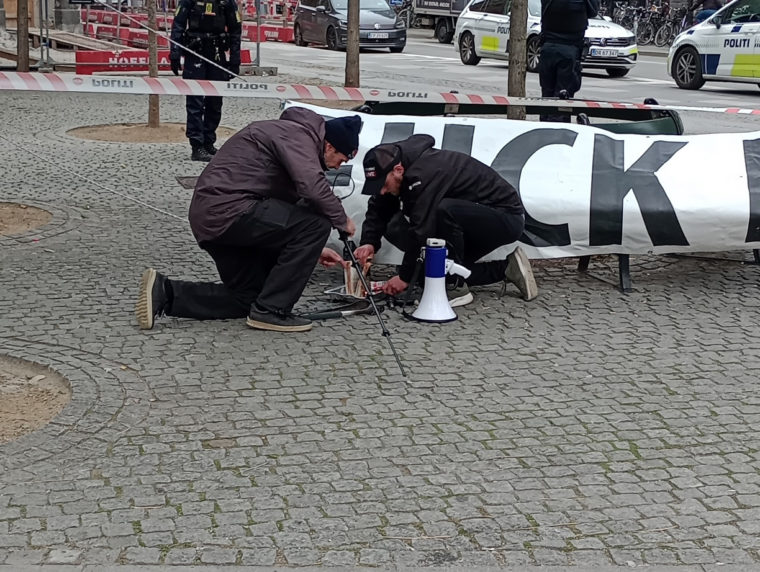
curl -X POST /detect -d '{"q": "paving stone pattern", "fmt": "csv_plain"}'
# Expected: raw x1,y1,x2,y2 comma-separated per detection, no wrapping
1,90,760,568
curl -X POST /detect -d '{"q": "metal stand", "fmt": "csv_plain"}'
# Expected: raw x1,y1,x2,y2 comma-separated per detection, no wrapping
578,254,632,293
37,0,55,71
248,0,277,75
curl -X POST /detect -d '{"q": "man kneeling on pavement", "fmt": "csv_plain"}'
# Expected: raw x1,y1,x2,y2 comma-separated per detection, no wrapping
354,135,538,305
135,108,362,333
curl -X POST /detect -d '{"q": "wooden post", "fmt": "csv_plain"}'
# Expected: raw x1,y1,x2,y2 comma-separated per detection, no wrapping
147,0,160,128
344,0,359,87
506,0,528,120
16,0,29,71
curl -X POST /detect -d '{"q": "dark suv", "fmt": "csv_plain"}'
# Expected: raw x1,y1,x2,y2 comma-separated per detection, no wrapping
294,0,407,52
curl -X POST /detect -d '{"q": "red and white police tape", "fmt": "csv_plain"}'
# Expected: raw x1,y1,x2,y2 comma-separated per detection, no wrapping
2,71,760,115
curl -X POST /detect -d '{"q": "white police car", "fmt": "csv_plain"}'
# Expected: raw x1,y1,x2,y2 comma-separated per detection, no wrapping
454,0,637,76
668,0,760,89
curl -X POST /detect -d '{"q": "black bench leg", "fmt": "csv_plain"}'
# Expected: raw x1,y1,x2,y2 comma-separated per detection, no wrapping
618,254,632,293
754,249,760,265
578,256,591,272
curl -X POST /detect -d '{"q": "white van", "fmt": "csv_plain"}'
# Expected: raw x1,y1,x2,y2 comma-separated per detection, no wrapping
454,0,638,77
668,0,760,89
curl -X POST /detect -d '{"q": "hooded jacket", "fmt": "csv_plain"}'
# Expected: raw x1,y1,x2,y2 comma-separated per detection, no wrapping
359,134,524,282
189,107,348,244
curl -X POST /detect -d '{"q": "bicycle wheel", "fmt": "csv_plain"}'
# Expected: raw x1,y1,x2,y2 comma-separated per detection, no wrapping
636,22,654,46
654,22,672,46
397,8,411,27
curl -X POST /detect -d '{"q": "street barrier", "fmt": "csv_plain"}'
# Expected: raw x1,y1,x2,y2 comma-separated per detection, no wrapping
1,72,760,116
74,49,256,75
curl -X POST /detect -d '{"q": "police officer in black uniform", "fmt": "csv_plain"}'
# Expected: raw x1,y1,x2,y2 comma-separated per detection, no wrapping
538,0,598,122
170,0,242,161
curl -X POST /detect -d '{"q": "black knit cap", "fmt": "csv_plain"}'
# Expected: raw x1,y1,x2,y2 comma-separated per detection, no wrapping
362,144,401,196
324,115,362,159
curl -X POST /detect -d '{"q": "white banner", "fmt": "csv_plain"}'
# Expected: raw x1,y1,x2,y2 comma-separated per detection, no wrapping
289,103,760,262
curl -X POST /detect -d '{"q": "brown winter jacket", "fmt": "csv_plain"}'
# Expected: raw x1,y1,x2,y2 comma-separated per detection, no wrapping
188,107,349,244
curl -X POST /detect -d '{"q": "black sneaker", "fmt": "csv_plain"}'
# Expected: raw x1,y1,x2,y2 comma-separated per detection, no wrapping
204,143,218,155
246,306,312,332
136,268,170,330
191,146,213,162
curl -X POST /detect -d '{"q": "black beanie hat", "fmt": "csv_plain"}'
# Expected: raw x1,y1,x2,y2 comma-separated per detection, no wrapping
324,115,362,159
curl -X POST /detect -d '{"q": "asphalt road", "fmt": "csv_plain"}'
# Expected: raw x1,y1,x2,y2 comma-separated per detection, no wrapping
251,29,760,135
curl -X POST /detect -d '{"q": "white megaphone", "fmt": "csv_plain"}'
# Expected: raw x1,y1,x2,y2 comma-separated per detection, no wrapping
411,238,471,323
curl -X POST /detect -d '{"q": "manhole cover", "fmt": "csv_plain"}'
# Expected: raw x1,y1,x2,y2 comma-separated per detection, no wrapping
0,202,52,236
0,355,71,444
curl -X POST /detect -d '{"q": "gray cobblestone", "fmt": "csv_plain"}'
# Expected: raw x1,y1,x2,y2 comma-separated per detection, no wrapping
2,89,760,568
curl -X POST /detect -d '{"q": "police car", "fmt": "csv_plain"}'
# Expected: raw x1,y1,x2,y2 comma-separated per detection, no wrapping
668,0,760,89
454,0,638,77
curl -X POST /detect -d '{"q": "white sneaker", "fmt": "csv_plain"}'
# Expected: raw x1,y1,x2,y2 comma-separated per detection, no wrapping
504,247,538,301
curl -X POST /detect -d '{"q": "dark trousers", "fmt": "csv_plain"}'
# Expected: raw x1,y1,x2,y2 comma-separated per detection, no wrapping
168,198,331,320
182,52,230,148
539,41,583,123
386,199,525,286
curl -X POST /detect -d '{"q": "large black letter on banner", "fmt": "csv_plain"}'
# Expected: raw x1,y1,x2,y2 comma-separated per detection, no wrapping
590,135,688,246
743,139,760,242
490,129,573,247
441,124,475,155
380,123,415,144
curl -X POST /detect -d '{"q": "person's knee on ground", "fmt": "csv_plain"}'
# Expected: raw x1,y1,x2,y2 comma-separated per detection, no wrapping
246,214,331,332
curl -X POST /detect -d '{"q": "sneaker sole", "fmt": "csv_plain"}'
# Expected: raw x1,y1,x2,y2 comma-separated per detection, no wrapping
508,249,538,301
246,317,313,332
449,292,474,308
136,268,156,330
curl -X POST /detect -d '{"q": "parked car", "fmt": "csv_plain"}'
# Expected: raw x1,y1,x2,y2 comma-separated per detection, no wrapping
294,0,407,52
454,0,638,77
668,0,760,89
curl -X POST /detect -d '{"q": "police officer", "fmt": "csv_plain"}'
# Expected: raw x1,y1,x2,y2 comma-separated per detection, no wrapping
170,0,242,161
539,0,599,122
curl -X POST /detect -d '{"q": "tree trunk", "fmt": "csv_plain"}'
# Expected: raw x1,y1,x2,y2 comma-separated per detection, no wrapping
344,0,359,87
506,0,528,120
147,0,160,128
16,0,29,71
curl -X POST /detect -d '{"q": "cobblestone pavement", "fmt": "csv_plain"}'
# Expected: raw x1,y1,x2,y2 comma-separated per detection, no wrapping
2,89,760,570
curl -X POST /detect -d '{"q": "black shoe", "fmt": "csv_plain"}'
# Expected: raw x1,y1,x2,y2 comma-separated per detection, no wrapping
246,306,312,332
191,146,213,162
204,143,218,155
136,268,169,330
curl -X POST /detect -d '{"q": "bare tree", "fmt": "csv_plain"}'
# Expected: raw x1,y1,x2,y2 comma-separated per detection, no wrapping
344,0,359,86
147,0,160,127
16,0,29,71
506,0,528,120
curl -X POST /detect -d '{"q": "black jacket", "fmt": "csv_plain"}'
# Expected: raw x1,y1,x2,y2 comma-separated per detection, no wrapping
360,134,524,282
541,0,598,44
170,0,242,64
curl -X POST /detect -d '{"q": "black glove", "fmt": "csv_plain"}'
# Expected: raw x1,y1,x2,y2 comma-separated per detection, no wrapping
170,57,182,76
227,62,240,79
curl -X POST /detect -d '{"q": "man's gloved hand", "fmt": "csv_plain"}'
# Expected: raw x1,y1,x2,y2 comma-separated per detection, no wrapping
227,62,240,80
170,57,182,76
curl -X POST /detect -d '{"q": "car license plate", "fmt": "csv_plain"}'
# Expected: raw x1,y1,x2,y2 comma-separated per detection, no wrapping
368,32,389,39
590,48,619,57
